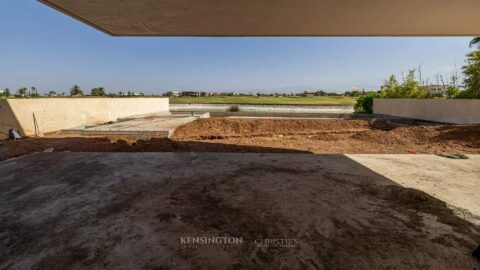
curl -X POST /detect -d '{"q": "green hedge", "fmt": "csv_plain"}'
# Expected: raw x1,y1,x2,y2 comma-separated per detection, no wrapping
354,92,380,113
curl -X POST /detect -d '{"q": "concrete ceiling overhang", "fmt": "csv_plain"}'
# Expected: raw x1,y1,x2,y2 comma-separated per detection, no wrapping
39,0,480,36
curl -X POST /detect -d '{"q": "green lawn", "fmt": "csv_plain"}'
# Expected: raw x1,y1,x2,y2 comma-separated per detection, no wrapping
170,96,357,106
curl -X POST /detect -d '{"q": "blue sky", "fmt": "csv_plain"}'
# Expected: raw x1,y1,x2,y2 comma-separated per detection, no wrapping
0,0,475,94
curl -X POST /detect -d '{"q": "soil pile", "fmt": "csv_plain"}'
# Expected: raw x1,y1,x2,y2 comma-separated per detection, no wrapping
1,119,479,160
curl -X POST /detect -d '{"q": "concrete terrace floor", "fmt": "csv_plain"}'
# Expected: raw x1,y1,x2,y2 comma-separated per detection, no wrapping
0,153,479,270
348,154,480,225
62,114,208,138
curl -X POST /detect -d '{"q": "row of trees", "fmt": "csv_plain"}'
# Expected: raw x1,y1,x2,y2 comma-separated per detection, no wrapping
356,37,480,113
379,38,480,99
2,85,144,98
1,87,40,97
379,70,461,99
70,85,146,97
0,88,11,97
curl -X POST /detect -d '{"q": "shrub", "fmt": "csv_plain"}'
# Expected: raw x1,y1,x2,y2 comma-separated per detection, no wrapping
70,85,84,96
228,105,240,112
446,85,461,98
462,41,480,98
355,92,380,113
91,87,106,96
380,71,426,98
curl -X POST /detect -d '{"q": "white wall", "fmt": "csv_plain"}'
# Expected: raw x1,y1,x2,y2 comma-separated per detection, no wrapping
0,98,169,139
373,99,480,124
170,104,354,113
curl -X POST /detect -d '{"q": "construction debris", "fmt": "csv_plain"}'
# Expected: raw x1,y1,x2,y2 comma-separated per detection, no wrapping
436,153,470,159
8,129,22,140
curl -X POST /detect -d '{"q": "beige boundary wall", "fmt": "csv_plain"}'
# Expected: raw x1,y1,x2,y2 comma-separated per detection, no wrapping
373,98,480,124
0,98,169,139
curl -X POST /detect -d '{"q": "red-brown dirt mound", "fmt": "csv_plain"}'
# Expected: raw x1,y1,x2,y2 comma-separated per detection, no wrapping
1,118,479,160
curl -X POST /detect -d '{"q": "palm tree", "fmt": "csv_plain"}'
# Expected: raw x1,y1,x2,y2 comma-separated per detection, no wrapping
31,86,38,97
18,87,28,97
470,37,480,47
70,85,84,96
463,37,480,98
467,38,480,61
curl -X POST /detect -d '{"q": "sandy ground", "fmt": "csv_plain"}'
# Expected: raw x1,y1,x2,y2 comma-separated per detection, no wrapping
1,119,480,161
348,154,480,225
0,153,479,270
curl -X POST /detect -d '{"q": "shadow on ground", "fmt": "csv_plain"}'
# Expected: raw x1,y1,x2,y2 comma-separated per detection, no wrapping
0,152,478,269
0,137,311,161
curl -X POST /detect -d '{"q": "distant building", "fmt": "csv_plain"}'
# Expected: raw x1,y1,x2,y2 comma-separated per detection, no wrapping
426,85,448,94
303,91,317,97
181,91,206,97
164,91,180,97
